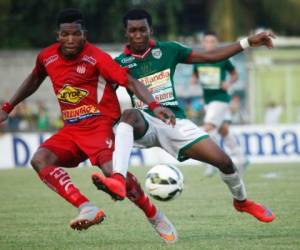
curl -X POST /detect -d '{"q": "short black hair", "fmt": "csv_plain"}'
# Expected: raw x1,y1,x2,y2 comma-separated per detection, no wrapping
203,31,218,38
123,9,152,28
57,8,85,28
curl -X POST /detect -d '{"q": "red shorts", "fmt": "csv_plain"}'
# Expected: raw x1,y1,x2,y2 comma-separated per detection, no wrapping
40,117,115,167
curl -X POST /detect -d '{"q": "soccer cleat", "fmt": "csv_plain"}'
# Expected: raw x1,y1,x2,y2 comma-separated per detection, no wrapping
91,172,126,201
70,203,106,230
233,199,275,223
149,211,178,244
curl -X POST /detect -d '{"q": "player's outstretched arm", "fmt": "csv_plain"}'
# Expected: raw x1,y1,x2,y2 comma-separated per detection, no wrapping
0,72,45,123
186,32,275,64
127,74,176,126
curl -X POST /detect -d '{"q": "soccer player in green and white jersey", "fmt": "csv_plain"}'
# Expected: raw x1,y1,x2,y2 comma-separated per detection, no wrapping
193,31,248,177
92,9,275,242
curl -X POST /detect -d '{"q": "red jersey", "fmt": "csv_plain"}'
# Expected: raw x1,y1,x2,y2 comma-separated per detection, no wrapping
32,42,128,125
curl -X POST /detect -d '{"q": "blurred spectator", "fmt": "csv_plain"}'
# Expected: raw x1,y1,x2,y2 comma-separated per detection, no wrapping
7,105,23,131
6,101,35,131
0,100,6,133
174,64,204,124
51,115,64,130
297,106,300,123
264,101,283,124
35,101,50,131
1,100,63,132
230,94,248,124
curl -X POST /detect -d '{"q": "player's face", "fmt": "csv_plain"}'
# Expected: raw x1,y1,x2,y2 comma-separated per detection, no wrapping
57,23,86,58
125,19,152,53
202,35,219,51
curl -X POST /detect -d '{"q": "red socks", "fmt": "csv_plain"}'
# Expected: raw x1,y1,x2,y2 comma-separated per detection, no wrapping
126,172,157,218
38,165,89,208
38,165,156,217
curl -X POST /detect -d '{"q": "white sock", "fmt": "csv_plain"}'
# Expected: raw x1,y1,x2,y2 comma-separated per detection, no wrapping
113,122,134,177
223,132,246,164
219,171,247,201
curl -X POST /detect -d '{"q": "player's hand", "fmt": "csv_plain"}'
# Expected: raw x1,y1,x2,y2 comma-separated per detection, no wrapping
248,31,275,49
221,81,231,91
0,110,8,123
153,106,176,127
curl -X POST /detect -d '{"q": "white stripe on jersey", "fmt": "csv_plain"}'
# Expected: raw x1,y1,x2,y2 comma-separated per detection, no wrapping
97,76,106,103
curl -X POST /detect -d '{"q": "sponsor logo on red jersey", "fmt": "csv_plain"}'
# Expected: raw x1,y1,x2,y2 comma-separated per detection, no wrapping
62,105,100,123
44,54,58,66
57,84,88,105
82,55,96,65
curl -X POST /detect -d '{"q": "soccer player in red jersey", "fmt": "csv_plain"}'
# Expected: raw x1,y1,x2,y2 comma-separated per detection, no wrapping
0,9,176,233
93,9,276,240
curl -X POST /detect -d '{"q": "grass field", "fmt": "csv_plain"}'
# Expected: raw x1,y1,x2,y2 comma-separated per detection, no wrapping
0,164,299,250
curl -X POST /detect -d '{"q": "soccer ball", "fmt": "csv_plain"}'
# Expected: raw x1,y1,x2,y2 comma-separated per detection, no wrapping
145,164,184,201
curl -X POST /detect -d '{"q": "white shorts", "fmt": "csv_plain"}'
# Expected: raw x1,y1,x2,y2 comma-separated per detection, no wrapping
134,111,209,162
204,101,231,129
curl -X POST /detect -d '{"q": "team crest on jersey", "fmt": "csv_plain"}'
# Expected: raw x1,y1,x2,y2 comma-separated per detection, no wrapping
105,138,113,149
76,65,86,74
151,48,162,59
121,56,135,64
57,84,88,104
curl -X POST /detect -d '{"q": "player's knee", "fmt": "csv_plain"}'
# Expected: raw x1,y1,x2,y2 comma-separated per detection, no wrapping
217,155,235,174
31,154,47,172
31,149,56,172
120,109,140,126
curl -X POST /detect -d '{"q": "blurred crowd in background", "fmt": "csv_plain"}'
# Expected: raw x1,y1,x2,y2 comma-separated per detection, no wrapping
0,93,245,133
1,0,300,132
0,57,249,133
0,100,63,132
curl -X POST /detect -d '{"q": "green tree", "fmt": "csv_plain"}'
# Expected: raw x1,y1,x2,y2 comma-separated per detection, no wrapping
207,0,254,41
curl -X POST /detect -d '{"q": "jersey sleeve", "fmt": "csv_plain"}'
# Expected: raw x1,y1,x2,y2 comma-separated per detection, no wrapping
96,51,129,87
224,59,235,72
170,42,193,63
32,53,47,78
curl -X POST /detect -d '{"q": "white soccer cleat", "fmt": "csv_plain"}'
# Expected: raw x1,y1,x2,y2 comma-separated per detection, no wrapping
149,211,178,243
70,202,105,230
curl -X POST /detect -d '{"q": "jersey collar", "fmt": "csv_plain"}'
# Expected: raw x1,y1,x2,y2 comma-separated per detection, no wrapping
124,39,156,59
57,42,88,61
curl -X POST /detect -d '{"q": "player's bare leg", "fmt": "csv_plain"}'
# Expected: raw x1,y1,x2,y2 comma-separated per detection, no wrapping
202,123,219,177
219,122,249,176
184,138,275,222
92,158,177,243
31,148,105,230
